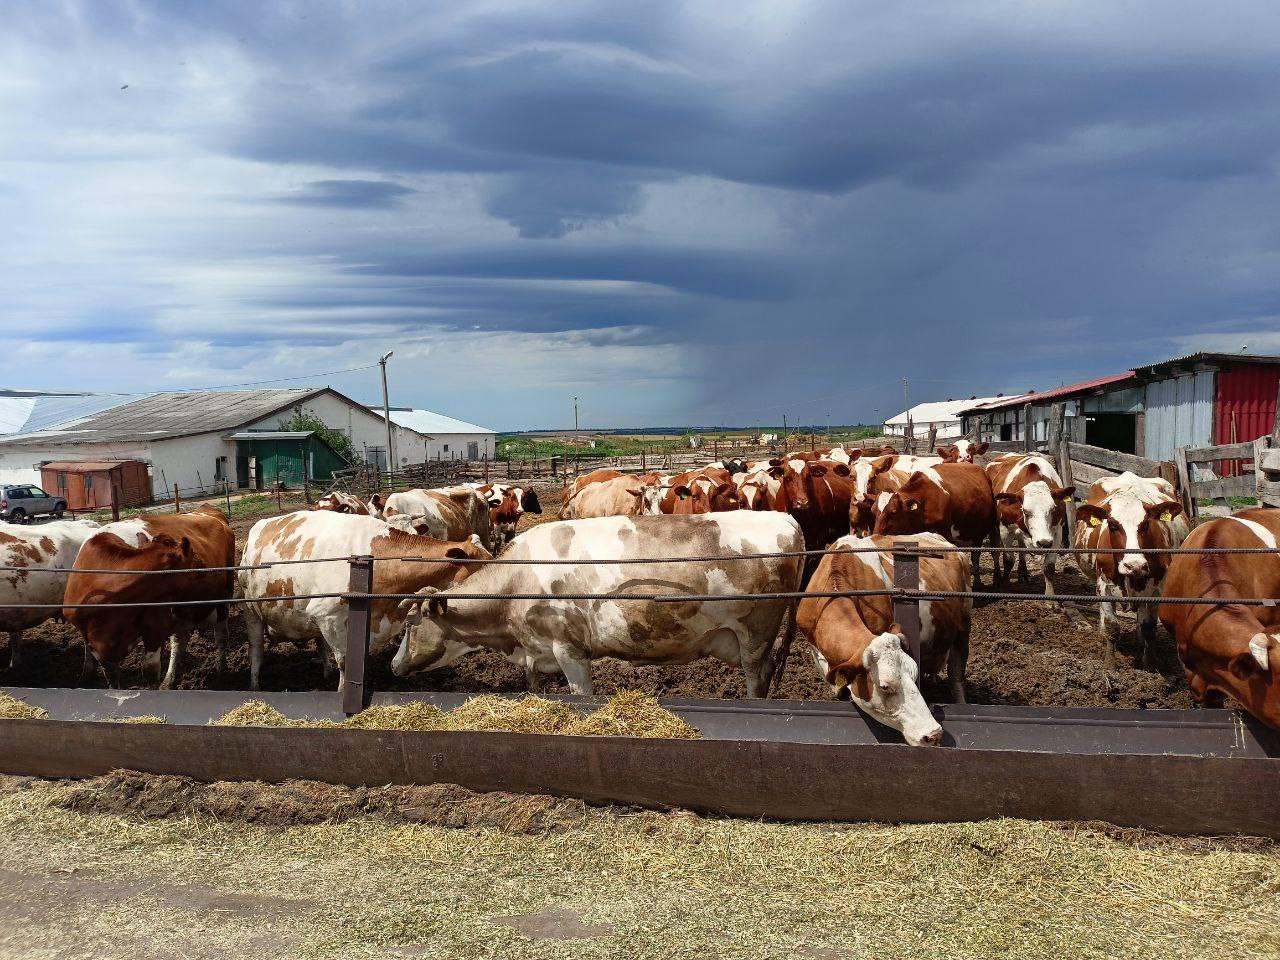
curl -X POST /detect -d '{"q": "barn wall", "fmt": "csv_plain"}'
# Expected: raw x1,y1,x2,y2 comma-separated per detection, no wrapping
422,433,495,460
244,393,428,468
1143,372,1215,462
1215,363,1280,446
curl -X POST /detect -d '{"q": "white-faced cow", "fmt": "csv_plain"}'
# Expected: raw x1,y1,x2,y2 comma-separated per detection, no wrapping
313,491,370,514
937,440,989,463
986,453,1074,593
1160,509,1280,729
473,483,543,549
392,512,805,698
0,519,100,670
559,474,666,519
1074,472,1190,667
239,511,491,689
798,532,970,745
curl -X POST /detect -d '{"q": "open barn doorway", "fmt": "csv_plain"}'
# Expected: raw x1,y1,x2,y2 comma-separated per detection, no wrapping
1084,413,1137,454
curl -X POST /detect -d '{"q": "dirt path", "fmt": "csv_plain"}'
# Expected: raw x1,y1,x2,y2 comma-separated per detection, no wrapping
0,774,1275,960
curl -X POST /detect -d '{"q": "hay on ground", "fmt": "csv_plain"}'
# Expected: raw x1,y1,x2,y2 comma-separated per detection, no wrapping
0,693,48,720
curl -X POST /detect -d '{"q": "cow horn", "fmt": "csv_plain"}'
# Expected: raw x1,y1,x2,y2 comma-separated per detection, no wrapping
396,585,441,624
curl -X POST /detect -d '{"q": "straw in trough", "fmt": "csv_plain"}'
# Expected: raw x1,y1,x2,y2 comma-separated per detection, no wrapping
119,715,168,725
342,702,448,732
0,693,48,721
444,694,580,734
572,691,700,739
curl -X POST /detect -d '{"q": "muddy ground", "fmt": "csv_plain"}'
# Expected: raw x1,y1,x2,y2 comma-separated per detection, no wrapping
0,483,1192,710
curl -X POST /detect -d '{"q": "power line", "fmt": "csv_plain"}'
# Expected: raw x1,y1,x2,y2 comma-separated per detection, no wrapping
10,361,381,399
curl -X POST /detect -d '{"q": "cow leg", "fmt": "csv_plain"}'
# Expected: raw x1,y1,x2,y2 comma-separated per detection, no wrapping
999,552,1013,587
1137,605,1159,671
213,612,228,674
160,631,187,690
524,653,543,693
1042,552,1057,596
1017,551,1029,584
739,633,772,700
320,641,337,682
1097,581,1120,664
6,630,21,669
146,647,164,685
948,631,969,704
549,640,593,695
244,613,265,691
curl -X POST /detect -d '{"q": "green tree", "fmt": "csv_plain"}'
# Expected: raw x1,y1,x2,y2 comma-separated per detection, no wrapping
278,407,357,464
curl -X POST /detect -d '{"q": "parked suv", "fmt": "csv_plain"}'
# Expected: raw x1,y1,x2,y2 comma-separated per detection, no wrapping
0,485,67,523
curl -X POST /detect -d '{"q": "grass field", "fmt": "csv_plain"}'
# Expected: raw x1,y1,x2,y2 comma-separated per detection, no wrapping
0,776,1276,960
497,425,883,459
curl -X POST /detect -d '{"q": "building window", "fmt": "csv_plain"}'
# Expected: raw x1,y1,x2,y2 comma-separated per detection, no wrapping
57,472,67,492
442,444,449,453
84,475,93,495
214,456,226,481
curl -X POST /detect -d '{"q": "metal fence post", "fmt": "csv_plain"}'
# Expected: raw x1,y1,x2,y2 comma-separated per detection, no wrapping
892,547,922,667
223,480,231,517
342,555,374,716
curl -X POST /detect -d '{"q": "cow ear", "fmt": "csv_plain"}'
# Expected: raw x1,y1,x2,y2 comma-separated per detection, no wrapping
767,466,786,479
974,443,990,456
369,494,385,510
180,536,192,557
831,462,851,477
807,463,827,478
1053,486,1076,501
1145,501,1182,523
674,485,693,500
995,492,1023,505
872,456,895,475
428,598,448,617
1229,651,1267,680
846,450,862,463
935,447,950,459
1077,505,1107,527
713,482,735,498
444,547,469,561
627,488,643,497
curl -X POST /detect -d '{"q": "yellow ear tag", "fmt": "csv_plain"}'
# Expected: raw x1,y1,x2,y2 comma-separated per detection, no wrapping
1160,511,1172,522
1089,516,1102,527
908,502,918,511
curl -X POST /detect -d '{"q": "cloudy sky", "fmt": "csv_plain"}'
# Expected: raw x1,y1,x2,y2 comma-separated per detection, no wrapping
5,1,1280,430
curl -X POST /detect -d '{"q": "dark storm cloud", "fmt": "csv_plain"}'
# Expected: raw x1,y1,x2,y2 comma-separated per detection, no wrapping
272,179,416,208
12,1,1280,427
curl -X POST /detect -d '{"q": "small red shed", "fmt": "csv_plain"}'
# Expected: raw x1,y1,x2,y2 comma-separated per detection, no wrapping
39,460,152,511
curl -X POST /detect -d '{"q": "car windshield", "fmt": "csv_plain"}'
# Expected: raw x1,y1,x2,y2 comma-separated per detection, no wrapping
28,488,47,497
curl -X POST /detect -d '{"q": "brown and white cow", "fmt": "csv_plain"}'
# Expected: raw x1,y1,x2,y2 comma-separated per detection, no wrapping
736,464,780,511
313,491,370,514
798,532,970,745
937,440,989,463
661,467,740,514
239,511,491,689
986,453,1074,593
392,512,805,697
1074,472,1190,667
371,486,494,551
873,463,996,587
773,460,853,566
559,474,666,519
568,469,625,498
64,507,235,688
474,483,543,549
1159,509,1280,729
0,519,100,669
849,454,943,536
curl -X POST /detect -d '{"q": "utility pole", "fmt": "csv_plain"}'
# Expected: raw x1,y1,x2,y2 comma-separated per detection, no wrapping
379,351,395,476
573,396,579,443
901,377,910,415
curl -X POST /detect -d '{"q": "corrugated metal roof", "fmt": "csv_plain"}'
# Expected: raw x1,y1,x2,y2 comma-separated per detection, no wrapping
1135,351,1280,374
0,389,321,447
962,373,1135,413
387,409,495,436
39,460,141,472
0,392,129,434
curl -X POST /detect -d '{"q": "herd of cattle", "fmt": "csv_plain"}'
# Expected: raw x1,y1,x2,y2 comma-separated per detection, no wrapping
0,446,1278,745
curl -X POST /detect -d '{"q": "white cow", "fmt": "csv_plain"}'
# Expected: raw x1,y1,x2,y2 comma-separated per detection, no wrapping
370,486,494,551
987,453,1074,593
238,511,491,689
0,519,100,669
393,512,805,697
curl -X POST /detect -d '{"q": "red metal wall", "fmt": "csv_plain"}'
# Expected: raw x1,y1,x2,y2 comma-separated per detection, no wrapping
1214,363,1280,445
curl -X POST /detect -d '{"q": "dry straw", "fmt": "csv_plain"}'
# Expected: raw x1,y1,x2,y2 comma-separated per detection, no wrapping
0,693,48,721
212,693,700,739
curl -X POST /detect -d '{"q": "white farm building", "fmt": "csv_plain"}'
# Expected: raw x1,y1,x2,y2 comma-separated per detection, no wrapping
385,408,497,462
0,387,454,499
883,396,1008,441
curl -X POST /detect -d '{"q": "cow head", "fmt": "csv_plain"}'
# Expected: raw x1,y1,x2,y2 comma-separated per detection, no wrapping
937,441,988,463
738,477,773,511
368,493,389,518
384,513,437,536
1078,497,1182,591
995,482,1074,549
707,481,741,512
519,487,542,515
667,484,709,514
825,630,942,746
628,482,667,515
873,473,946,535
315,492,367,514
391,586,476,675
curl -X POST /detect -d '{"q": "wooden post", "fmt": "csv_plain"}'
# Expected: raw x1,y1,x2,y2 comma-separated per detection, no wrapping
1058,437,1078,540
173,483,181,514
342,555,374,716
110,481,121,523
1272,380,1280,441
904,416,915,456
303,475,310,505
484,453,489,483
892,547,922,668
641,448,646,472
1022,403,1033,452
223,480,232,517
1174,447,1196,520
424,457,431,488
275,483,282,513
1048,404,1065,472
925,423,937,456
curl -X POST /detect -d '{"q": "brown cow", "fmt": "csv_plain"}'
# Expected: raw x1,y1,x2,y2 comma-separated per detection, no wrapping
568,469,625,497
798,532,970,745
773,459,852,578
1074,472,1189,667
873,463,996,587
849,454,944,536
64,506,235,688
1159,509,1280,729
661,467,740,514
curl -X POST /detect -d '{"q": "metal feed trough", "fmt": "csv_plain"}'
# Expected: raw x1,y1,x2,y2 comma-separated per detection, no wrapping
1,541,1279,838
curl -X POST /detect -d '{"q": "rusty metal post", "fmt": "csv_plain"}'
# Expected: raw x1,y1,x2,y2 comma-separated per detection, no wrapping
892,547,922,667
223,480,231,517
342,555,374,716
173,483,181,514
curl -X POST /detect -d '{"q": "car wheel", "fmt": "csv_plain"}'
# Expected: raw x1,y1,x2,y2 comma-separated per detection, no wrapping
9,508,26,524
53,504,65,519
